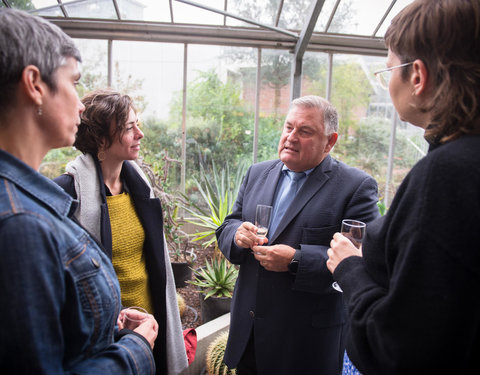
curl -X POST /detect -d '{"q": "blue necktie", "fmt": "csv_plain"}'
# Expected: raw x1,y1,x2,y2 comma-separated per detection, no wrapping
269,170,305,236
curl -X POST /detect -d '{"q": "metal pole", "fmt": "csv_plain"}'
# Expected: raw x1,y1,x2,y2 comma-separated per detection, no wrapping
385,111,398,206
326,52,333,101
253,48,261,164
107,39,112,87
181,43,188,194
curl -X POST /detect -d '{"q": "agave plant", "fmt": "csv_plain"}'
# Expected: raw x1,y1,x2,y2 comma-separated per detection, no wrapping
183,161,246,249
188,256,238,299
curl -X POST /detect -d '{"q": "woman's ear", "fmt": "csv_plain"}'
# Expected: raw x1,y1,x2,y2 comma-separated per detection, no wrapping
20,65,46,106
411,59,428,96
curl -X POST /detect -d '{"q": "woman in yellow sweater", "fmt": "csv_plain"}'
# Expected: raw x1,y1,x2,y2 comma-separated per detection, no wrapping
55,89,188,375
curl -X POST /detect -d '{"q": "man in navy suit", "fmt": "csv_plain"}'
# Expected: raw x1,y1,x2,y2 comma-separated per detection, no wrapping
216,95,380,375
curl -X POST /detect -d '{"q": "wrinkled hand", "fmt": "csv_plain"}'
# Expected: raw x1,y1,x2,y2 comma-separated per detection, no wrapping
235,221,268,249
251,244,295,272
117,309,159,350
326,232,362,274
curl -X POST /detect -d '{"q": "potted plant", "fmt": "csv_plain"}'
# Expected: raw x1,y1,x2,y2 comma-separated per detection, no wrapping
138,155,197,287
170,240,197,288
183,161,246,252
188,255,238,323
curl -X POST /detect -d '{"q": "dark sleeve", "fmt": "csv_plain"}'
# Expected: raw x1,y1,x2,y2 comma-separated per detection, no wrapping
53,174,77,199
216,166,252,265
334,155,480,374
294,173,380,294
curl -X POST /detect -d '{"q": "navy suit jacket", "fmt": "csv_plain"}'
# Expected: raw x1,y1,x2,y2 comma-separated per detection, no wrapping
216,155,380,375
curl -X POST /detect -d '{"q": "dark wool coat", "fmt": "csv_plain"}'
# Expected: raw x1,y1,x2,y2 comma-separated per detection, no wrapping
335,135,480,374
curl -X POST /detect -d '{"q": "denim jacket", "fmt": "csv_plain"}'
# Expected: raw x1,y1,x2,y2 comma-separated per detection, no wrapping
0,149,155,374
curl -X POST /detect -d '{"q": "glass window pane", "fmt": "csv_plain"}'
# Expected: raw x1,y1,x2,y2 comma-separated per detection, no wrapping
325,54,427,204
279,0,315,30
124,0,171,22
28,0,63,16
328,0,391,35
64,0,118,19
184,44,256,198
255,49,291,162
74,38,108,96
226,0,280,27
376,0,414,37
314,0,342,32
300,51,329,98
112,41,185,189
28,0,58,11
172,0,224,25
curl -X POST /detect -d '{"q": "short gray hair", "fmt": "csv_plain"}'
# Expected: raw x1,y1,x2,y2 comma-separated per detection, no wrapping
0,8,81,111
290,95,339,135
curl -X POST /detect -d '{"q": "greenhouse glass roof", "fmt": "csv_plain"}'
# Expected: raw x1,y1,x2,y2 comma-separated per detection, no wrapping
2,0,413,56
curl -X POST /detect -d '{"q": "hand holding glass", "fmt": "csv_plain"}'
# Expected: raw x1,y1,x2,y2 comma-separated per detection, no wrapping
341,219,366,249
255,204,272,239
119,306,149,330
332,219,366,293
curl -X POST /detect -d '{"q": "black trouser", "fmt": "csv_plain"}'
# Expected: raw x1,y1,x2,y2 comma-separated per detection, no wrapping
236,332,257,375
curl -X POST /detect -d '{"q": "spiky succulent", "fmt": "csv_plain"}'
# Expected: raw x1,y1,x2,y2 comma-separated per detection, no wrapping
188,256,238,299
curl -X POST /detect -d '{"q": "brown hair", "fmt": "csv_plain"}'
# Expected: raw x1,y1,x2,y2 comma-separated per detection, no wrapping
385,0,480,142
74,89,135,155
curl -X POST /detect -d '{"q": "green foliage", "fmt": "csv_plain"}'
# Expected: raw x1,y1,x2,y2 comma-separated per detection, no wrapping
377,200,388,216
188,257,238,299
309,59,373,137
183,162,247,249
205,331,237,375
168,69,254,179
8,0,34,10
137,158,194,263
40,147,81,179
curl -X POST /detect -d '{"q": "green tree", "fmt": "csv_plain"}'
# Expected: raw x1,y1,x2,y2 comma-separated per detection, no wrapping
168,69,254,179
8,0,34,10
309,59,372,139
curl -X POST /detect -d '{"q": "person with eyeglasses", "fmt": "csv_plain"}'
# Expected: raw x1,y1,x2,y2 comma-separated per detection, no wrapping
327,0,480,374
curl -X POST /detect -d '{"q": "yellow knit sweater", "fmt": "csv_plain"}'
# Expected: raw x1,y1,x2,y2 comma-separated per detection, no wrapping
107,192,153,313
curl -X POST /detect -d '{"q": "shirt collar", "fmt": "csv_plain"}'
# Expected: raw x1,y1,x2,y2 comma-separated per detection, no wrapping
281,164,314,176
0,149,73,218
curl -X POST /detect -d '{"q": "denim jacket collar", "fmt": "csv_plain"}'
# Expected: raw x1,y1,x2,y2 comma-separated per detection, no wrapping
0,149,73,218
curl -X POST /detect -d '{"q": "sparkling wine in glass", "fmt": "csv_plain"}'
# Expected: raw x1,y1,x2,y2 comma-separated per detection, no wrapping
255,204,272,239
332,219,366,293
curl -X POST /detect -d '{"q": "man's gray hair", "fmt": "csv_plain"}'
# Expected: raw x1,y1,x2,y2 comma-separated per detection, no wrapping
291,95,339,135
0,8,81,111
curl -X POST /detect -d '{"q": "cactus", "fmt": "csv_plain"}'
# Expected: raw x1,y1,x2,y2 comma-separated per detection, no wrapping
205,331,236,375
177,292,187,317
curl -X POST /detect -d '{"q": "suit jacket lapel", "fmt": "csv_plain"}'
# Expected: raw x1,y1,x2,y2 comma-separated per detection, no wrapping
270,155,334,242
249,160,283,212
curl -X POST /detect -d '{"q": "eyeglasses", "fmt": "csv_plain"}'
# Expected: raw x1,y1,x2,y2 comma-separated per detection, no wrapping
373,62,413,90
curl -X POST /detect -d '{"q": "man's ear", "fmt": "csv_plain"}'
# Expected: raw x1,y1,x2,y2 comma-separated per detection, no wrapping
325,132,338,153
411,59,428,96
21,65,46,106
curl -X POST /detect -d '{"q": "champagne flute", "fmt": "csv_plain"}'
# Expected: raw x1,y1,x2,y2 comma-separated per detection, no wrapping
255,204,272,239
332,219,366,293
